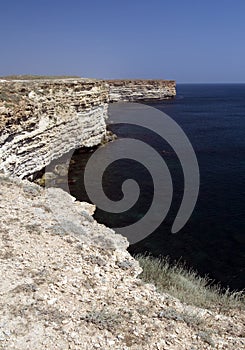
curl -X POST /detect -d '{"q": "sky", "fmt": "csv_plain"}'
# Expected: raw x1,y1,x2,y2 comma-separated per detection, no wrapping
1,0,245,83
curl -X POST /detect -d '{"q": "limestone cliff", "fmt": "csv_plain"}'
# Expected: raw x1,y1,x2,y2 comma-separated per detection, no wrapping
0,77,176,179
107,79,176,102
0,79,109,178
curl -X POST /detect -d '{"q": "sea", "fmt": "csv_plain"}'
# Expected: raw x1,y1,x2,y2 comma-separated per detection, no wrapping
67,84,245,291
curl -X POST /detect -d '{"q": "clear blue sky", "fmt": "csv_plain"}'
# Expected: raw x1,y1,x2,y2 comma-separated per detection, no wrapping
1,0,245,83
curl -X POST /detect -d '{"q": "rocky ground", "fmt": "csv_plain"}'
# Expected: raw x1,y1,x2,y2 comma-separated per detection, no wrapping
0,174,244,349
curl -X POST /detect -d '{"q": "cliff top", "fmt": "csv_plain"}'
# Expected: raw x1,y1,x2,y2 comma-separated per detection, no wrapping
0,75,175,84
106,79,176,83
0,175,244,349
0,76,99,86
0,75,85,81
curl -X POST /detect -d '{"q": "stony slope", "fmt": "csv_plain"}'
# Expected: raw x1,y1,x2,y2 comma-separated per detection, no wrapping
0,175,244,350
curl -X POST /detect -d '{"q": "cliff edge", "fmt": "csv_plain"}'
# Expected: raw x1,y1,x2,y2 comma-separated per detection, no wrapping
0,175,244,349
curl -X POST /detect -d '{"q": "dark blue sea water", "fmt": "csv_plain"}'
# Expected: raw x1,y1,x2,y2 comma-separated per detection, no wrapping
69,84,245,290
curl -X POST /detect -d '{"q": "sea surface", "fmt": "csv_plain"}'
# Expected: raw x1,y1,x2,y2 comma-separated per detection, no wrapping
68,84,245,290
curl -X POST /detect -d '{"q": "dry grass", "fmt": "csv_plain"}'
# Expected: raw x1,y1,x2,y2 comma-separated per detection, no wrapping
135,254,245,311
80,307,121,331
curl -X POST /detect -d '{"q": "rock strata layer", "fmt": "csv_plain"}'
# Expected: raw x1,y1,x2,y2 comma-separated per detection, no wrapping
0,79,109,178
107,79,176,102
0,78,176,178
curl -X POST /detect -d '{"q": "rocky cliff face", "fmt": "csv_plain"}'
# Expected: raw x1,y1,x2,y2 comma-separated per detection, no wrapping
107,79,176,102
0,78,176,178
0,79,109,178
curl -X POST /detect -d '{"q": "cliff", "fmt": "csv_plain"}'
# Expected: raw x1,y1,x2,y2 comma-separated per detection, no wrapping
0,78,175,178
107,79,176,102
0,78,109,178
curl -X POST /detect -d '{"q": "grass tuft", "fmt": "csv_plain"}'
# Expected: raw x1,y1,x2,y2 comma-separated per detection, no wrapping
135,254,245,311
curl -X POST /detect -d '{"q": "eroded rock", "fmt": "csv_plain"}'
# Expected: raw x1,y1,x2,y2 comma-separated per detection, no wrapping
0,79,109,178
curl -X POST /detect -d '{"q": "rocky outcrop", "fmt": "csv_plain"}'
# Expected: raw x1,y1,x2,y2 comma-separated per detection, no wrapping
0,79,109,178
107,79,176,102
0,175,244,349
